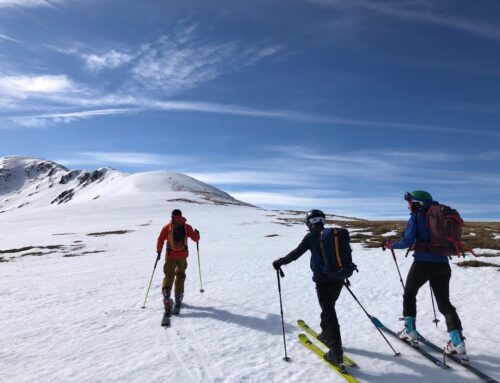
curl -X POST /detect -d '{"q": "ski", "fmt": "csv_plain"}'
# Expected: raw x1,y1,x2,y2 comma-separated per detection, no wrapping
370,316,449,369
416,332,499,383
298,334,360,383
297,319,357,367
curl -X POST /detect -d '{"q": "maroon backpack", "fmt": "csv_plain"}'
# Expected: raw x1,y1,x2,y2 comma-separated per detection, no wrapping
415,204,475,257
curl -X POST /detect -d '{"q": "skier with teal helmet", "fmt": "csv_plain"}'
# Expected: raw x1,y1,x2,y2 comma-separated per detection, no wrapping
384,191,468,363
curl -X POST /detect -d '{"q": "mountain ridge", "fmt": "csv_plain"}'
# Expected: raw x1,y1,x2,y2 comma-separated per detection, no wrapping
0,156,250,213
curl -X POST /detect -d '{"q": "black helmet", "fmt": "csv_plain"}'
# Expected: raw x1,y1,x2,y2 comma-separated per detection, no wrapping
171,209,182,218
305,209,326,229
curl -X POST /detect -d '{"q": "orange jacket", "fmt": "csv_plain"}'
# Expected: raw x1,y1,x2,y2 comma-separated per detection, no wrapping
157,216,200,259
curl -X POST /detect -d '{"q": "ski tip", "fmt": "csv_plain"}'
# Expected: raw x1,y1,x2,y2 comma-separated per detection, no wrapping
298,333,311,344
297,319,305,325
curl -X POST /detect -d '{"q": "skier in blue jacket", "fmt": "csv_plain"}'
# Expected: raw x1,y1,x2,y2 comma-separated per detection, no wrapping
385,191,468,363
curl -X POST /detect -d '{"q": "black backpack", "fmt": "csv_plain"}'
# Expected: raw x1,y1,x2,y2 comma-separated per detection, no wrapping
320,228,357,279
172,223,186,242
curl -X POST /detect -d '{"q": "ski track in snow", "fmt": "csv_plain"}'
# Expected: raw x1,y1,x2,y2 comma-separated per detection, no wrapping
1,162,499,383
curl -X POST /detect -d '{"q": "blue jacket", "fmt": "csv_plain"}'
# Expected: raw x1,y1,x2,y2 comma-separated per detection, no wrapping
391,207,449,263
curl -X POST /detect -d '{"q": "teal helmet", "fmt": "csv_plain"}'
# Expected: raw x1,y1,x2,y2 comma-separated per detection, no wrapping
404,190,433,208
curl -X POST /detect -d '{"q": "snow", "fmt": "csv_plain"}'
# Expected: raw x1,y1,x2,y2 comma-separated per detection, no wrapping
1,158,499,383
382,230,399,237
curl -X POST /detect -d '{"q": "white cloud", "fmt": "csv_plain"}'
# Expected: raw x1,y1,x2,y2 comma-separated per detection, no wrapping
10,108,136,127
130,31,282,93
0,75,75,98
4,92,500,139
0,0,62,8
0,33,20,43
84,50,135,71
57,152,188,167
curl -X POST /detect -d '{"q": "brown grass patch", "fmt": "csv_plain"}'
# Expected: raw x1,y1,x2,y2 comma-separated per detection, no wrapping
456,260,499,268
0,245,64,254
167,198,202,204
86,230,133,236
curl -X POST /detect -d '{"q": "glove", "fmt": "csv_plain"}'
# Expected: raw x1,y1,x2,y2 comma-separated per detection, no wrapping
156,251,161,261
272,258,284,270
382,239,392,251
195,229,200,235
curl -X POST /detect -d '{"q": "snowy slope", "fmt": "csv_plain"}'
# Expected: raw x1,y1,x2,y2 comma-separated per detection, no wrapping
0,157,499,383
0,156,247,214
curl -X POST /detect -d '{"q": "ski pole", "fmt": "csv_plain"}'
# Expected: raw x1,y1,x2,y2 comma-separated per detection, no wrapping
276,267,291,362
196,242,204,293
429,284,440,327
383,243,406,290
343,281,401,357
141,253,161,308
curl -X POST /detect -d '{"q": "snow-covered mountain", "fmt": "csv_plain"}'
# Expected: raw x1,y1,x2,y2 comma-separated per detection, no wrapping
1,156,499,383
0,156,248,214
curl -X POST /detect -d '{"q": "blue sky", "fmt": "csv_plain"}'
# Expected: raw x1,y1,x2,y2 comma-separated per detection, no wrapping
0,0,499,220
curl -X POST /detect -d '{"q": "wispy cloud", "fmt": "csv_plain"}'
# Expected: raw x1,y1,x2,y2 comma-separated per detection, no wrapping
10,108,136,127
0,33,20,43
312,0,500,41
0,0,62,8
130,31,282,93
84,50,135,72
56,151,189,168
49,23,283,94
4,95,500,139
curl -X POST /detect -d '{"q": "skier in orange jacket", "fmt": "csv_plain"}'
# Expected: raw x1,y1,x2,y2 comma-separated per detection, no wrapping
157,209,200,316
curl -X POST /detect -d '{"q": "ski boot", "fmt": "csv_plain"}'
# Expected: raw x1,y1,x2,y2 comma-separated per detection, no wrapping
324,343,346,372
161,288,173,326
317,331,335,347
398,316,418,346
444,329,469,365
172,293,183,315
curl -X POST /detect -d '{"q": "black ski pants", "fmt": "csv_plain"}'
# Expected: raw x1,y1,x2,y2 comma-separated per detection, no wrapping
316,279,344,345
403,261,462,332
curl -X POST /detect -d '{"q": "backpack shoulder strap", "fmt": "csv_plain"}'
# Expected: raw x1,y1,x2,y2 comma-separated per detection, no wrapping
333,228,343,269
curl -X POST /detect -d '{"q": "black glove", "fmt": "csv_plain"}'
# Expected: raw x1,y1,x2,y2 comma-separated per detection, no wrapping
272,258,285,270
195,229,200,234
156,251,161,261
